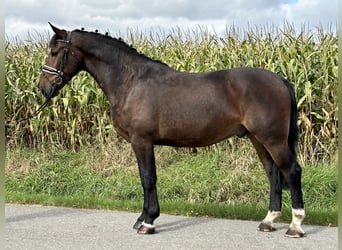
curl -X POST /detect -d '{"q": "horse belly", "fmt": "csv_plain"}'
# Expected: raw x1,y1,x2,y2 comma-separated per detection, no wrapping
157,109,240,147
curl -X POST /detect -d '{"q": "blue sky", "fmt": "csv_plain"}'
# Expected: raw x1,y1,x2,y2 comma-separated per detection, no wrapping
5,0,338,41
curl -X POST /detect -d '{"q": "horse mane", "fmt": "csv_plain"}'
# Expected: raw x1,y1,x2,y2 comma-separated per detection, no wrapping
73,28,168,67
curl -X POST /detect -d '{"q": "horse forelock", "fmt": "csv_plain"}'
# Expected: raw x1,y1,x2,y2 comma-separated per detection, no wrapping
49,34,58,48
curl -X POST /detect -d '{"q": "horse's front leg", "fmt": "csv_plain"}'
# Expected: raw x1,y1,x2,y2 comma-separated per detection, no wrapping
131,138,160,234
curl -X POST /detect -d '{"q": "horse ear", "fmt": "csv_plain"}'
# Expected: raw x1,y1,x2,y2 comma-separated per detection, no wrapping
48,22,66,38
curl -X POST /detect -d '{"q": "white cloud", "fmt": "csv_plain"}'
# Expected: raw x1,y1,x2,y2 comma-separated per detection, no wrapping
5,0,338,41
280,0,337,27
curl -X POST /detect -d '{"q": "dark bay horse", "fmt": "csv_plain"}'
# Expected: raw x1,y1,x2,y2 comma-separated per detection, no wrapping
39,24,305,237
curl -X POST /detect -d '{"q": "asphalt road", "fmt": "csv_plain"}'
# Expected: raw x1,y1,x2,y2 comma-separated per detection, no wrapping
5,204,338,250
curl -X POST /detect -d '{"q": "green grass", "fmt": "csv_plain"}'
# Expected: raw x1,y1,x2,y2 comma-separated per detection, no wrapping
5,143,337,226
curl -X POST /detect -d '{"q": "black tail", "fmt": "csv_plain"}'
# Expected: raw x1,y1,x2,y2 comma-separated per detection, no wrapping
272,78,298,190
282,78,299,158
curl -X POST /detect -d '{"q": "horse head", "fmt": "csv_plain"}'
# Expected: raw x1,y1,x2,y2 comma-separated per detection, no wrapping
39,23,82,99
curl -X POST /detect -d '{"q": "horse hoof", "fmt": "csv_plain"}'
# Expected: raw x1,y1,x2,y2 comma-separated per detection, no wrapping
257,222,276,232
137,223,156,234
285,228,304,238
133,220,143,230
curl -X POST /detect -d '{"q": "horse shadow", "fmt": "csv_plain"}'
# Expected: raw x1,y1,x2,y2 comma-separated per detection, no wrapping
156,217,209,233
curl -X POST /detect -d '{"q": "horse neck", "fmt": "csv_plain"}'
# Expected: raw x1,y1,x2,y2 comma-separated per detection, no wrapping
73,32,149,101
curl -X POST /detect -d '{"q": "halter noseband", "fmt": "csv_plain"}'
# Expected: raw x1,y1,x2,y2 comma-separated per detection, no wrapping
42,31,72,86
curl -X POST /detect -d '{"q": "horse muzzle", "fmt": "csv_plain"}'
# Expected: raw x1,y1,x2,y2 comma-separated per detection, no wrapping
39,84,58,99
39,73,64,99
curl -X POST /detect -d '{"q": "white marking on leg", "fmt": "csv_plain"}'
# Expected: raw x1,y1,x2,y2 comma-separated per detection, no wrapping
264,211,281,224
142,221,155,229
289,208,305,234
263,210,281,224
258,210,281,231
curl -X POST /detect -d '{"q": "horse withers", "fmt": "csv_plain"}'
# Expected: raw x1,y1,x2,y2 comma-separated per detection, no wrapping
38,23,305,237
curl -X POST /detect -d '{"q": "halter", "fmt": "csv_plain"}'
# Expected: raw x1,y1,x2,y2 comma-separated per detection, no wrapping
42,31,72,87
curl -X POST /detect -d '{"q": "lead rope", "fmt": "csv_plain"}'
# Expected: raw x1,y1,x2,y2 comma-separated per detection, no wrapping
5,84,56,128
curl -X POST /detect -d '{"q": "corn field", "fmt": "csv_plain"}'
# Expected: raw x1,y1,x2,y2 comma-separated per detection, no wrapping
5,25,338,163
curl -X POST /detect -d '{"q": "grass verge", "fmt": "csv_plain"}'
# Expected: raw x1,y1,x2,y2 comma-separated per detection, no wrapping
5,143,337,226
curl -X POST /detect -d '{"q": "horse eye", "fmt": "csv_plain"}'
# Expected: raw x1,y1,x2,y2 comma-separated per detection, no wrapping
50,51,58,57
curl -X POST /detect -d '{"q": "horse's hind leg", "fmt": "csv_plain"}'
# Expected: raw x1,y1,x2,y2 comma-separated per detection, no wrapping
265,143,305,238
248,134,282,232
